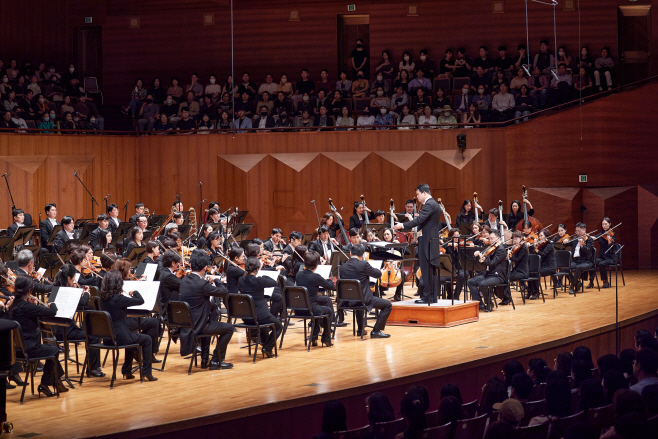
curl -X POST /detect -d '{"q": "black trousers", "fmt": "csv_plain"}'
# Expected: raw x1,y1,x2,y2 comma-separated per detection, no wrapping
24,344,63,386
57,326,101,371
355,297,392,332
417,241,436,302
591,257,615,282
505,271,526,300
528,268,556,295
127,317,160,354
257,314,283,351
269,289,283,318
467,274,504,303
570,259,592,288
123,333,152,376
440,269,466,300
199,320,234,362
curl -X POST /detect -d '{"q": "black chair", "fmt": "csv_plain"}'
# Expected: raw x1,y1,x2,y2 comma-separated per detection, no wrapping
162,301,216,374
486,260,514,311
521,399,546,426
13,323,60,404
420,423,451,439
227,293,278,363
552,250,573,298
520,254,546,304
79,310,143,388
517,421,549,439
461,400,478,418
88,286,102,311
39,321,84,374
334,279,367,340
331,425,370,439
582,247,599,293
279,286,329,351
585,404,613,433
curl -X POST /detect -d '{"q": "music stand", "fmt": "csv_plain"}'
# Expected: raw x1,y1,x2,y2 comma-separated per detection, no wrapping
235,211,249,225
459,222,479,235
58,239,80,256
39,254,63,279
124,246,147,267
460,246,487,274
177,225,191,240
208,222,223,233
181,211,191,225
93,247,116,258
0,237,14,262
231,224,253,243
395,213,411,223
142,230,153,244
360,223,388,240
74,218,93,228
45,225,64,248
79,223,98,244
553,242,572,251
21,245,40,259
438,253,457,305
302,233,314,246
329,251,349,278
148,215,166,229
13,226,36,247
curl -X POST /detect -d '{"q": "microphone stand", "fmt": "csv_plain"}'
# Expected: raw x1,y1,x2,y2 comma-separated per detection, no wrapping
121,200,130,248
103,194,110,212
2,173,15,210
74,171,99,218
606,243,624,356
311,200,321,228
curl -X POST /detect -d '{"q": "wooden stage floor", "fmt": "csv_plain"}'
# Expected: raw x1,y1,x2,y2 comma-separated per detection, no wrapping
5,270,658,439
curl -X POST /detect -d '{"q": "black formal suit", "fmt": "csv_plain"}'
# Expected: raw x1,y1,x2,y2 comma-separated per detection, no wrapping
101,292,153,375
178,273,233,362
53,229,73,254
12,299,64,386
592,231,616,282
158,268,181,314
16,267,53,296
108,217,121,234
528,242,556,296
295,268,335,340
263,238,285,253
338,257,391,332
310,239,337,261
39,219,60,252
196,236,208,249
6,222,21,238
570,236,594,290
401,197,443,302
226,265,245,294
504,244,529,301
129,214,140,224
237,274,282,351
89,227,108,249
467,245,507,306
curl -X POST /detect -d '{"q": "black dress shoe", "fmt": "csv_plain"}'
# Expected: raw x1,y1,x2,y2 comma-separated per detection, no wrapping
5,380,15,390
479,303,486,311
529,294,539,300
262,348,274,358
151,354,162,364
586,282,594,289
321,337,333,347
201,361,210,369
38,385,55,398
144,374,158,382
500,299,510,306
415,299,428,304
219,361,233,370
87,369,106,378
370,330,390,339
56,382,69,393
569,289,575,295
8,375,26,386
335,322,348,327
393,295,401,302
356,330,368,337
603,281,610,289
123,372,135,380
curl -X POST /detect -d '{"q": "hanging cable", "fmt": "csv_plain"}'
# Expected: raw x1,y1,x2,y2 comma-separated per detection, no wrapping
578,0,583,150
231,0,235,138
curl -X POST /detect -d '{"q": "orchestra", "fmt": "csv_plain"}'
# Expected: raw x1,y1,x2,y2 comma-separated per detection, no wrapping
0,184,625,401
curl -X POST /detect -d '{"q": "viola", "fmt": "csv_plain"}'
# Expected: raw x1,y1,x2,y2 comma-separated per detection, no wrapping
508,242,523,256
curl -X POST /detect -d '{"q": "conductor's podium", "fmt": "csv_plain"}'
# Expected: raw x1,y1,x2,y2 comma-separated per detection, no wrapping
388,299,479,327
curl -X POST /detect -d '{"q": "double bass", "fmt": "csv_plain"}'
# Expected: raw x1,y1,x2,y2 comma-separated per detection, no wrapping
328,198,350,246
516,185,543,232
499,200,512,242
390,199,406,243
360,195,370,225
381,199,403,288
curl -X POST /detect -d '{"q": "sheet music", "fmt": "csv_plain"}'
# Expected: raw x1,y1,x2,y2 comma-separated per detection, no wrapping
367,260,384,282
74,273,80,283
137,263,158,282
257,269,279,296
52,287,83,320
124,281,160,311
314,264,332,280
37,267,46,276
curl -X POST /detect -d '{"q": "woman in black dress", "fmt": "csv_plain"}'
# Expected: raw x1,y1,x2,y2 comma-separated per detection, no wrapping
507,199,534,231
196,225,213,249
237,257,282,358
319,212,345,240
100,270,157,381
123,227,145,258
528,228,556,300
349,201,375,231
10,275,67,396
225,247,246,294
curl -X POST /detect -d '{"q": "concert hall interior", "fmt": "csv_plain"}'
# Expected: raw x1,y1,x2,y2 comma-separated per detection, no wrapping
0,1,658,438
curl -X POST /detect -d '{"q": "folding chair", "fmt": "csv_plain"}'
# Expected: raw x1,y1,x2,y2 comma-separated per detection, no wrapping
13,323,60,404
520,254,546,304
227,293,278,363
162,301,216,374
552,250,572,298
279,286,329,351
582,248,599,293
335,280,368,340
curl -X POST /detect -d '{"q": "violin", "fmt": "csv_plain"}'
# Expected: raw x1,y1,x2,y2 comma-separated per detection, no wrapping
516,185,542,232
1,273,16,293
597,223,621,245
560,234,571,245
524,233,539,245
508,242,523,257
81,257,103,278
479,239,502,263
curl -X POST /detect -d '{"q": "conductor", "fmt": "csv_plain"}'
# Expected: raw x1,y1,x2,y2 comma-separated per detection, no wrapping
394,184,442,303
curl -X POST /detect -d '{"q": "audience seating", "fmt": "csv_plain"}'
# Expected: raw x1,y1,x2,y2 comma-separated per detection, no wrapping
453,413,487,439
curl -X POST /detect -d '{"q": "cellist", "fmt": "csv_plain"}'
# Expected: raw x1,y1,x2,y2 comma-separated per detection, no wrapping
381,228,407,301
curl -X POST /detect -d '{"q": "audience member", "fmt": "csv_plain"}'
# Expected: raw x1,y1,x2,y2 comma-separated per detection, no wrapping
375,50,396,81
316,69,332,96
204,74,221,100
274,111,293,131
365,392,395,434
175,108,196,133
549,63,572,105
335,106,353,131
389,86,408,116
490,70,508,95
408,69,431,95
418,105,436,129
253,106,275,131
149,77,167,105
527,358,550,385
483,422,515,439
493,398,524,428
437,49,456,79
470,66,489,94
437,105,457,129
417,49,438,80
574,67,592,97
352,71,369,98
472,86,491,121
454,48,473,78
185,73,204,98
480,377,507,415
138,94,159,132
231,109,251,133
491,83,515,122
351,39,369,79
529,376,571,429
452,84,472,118
396,105,415,129
576,379,605,413
514,85,533,122
533,39,555,76
178,91,200,119
630,348,658,395
509,68,528,96
166,77,183,102
578,46,594,73
335,71,352,98
370,74,390,98
495,46,515,79
313,105,333,130
313,90,331,115
314,400,347,439
511,373,533,403
437,396,467,438
440,383,463,404
398,51,415,78
395,390,427,439
375,106,392,130
123,78,147,118
258,74,278,97
573,346,594,369
296,110,313,131
357,107,375,130
602,369,629,404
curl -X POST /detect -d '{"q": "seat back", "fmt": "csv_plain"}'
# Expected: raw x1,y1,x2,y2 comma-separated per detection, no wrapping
434,78,450,92
38,321,57,344
227,293,258,321
336,279,365,303
88,286,102,310
529,383,547,401
453,413,487,439
554,250,572,270
420,423,451,439
83,310,116,346
371,418,405,439
585,404,613,432
516,421,549,439
461,400,478,418
527,254,541,275
84,77,99,93
452,77,471,90
548,411,585,439
521,399,546,425
425,409,439,427
283,286,312,313
166,301,195,330
570,388,580,414
12,323,28,359
353,98,371,112
331,425,369,439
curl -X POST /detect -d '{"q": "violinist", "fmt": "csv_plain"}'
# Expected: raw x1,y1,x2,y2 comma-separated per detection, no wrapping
95,229,114,253
382,227,409,301
53,216,77,254
128,203,145,224
10,275,68,396
589,217,616,289
263,228,286,252
467,229,507,312
521,220,536,242
99,271,158,381
553,224,570,246
157,250,182,313
349,201,374,230
468,222,486,246
225,247,246,294
52,264,104,377
70,247,102,288
456,199,483,226
442,228,467,300
39,203,60,253
568,222,594,295
319,212,344,240
238,257,282,358
310,226,341,263
287,244,308,281
282,231,303,284
527,228,556,300
507,199,534,231
295,251,336,346
196,224,213,249
505,231,529,305
89,214,110,249
206,232,224,258
16,249,53,296
142,241,160,265
113,258,162,364
0,261,13,297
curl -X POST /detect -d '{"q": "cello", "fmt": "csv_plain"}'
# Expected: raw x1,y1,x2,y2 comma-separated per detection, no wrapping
516,185,543,232
328,198,350,247
390,199,407,243
473,192,481,224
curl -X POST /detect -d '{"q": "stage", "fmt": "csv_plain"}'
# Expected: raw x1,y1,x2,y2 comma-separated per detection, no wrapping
5,270,658,439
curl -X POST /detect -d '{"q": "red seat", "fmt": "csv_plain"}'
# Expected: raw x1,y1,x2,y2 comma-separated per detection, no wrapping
453,413,487,439
420,423,451,439
332,425,369,439
371,418,405,439
461,400,478,418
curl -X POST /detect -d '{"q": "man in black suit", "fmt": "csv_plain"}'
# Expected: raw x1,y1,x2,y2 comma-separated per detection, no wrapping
129,203,145,224
178,252,234,370
157,250,182,313
309,226,341,262
568,222,594,295
39,203,60,253
6,208,25,238
483,208,508,231
338,244,392,338
107,203,121,234
53,216,76,254
394,183,444,304
467,230,507,312
263,228,286,253
89,214,110,248
16,249,53,296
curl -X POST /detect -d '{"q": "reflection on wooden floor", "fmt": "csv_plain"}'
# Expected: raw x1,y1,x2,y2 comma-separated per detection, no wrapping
5,270,657,439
